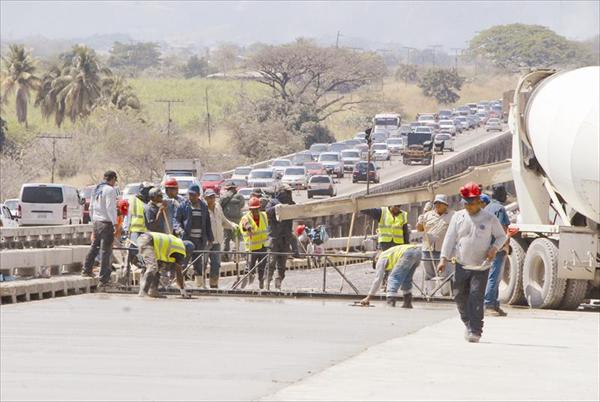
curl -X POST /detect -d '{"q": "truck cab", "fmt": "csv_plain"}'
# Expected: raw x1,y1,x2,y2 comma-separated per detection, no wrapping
401,132,433,165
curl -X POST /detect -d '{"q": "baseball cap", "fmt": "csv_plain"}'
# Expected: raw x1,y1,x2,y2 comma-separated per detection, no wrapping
148,187,163,198
204,189,216,197
188,184,201,195
279,183,293,192
433,194,448,205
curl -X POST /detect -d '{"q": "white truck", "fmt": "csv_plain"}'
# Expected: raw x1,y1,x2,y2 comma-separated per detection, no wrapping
502,66,599,309
163,159,203,179
373,113,401,133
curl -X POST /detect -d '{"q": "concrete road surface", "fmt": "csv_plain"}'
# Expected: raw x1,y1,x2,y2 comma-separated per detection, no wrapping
1,294,454,401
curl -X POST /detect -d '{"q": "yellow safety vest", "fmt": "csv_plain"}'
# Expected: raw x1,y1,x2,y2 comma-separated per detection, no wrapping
378,207,407,244
380,244,419,271
129,196,147,234
240,211,268,251
150,232,187,263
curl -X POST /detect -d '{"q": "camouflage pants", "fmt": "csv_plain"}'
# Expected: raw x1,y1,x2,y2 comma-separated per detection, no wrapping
138,234,160,295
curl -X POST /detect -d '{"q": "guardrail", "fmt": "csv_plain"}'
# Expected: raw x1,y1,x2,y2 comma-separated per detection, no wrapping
1,224,93,250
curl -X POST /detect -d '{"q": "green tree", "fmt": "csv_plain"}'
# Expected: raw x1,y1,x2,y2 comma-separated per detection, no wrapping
101,75,140,110
418,68,465,104
467,24,592,70
108,42,161,74
182,55,210,78
394,64,420,83
1,44,40,127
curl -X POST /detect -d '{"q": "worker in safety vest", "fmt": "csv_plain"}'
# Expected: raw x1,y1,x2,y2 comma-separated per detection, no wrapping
361,205,410,250
359,244,422,308
124,182,155,267
137,231,189,298
239,196,269,289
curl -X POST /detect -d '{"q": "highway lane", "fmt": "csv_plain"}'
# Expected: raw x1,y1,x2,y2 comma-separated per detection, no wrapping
291,125,507,204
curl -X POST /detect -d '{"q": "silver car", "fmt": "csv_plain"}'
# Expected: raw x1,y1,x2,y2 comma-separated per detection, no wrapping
485,118,503,132
270,159,292,178
318,152,344,178
307,175,337,198
247,168,278,191
341,149,361,172
281,166,308,190
386,137,405,154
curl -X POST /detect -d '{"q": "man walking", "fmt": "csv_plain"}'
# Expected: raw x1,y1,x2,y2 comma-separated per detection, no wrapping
265,184,298,290
174,184,213,287
362,205,409,250
204,189,237,288
239,197,269,289
438,182,507,343
359,244,422,308
484,184,511,316
220,182,246,261
144,188,169,234
82,170,118,290
417,194,454,279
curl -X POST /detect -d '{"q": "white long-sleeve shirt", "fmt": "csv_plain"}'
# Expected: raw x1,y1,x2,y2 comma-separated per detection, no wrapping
440,209,507,267
208,202,236,245
90,183,117,225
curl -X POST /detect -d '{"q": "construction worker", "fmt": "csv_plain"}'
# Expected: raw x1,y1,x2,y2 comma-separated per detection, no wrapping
483,184,511,317
124,182,154,270
174,184,213,287
361,205,410,250
240,196,269,289
220,182,246,261
438,182,507,343
163,178,185,234
204,189,237,288
81,170,118,291
359,244,422,308
266,184,299,290
416,194,454,280
144,188,169,234
137,231,188,298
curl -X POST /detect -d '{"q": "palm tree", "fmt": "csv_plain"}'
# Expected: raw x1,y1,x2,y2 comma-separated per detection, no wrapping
35,65,68,127
101,75,140,110
1,44,40,128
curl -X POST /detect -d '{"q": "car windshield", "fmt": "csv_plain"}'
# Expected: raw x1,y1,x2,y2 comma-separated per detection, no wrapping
178,180,195,189
418,114,435,121
22,186,63,203
272,160,290,167
310,144,329,152
456,117,467,121
231,179,247,186
387,139,403,144
488,118,500,123
439,120,454,125
319,154,339,161
234,167,251,175
341,151,360,158
304,163,322,170
285,168,305,175
249,171,273,179
436,134,451,140
310,176,331,184
4,200,18,209
374,117,399,126
356,162,376,170
416,127,432,133
202,174,222,181
292,154,312,163
330,144,349,151
238,189,252,197
373,144,387,150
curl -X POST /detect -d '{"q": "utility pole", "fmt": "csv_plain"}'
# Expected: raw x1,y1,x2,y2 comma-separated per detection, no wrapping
365,128,373,195
336,31,342,49
401,46,416,86
451,48,462,70
38,134,73,183
428,44,443,67
204,87,211,145
155,99,183,136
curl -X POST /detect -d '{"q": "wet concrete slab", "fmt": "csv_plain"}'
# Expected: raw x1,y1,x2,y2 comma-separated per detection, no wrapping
1,293,455,401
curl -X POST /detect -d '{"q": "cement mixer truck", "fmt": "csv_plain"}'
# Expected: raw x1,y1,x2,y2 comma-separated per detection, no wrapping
502,66,599,309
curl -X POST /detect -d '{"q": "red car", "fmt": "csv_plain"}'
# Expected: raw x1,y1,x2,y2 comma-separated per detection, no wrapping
304,162,327,177
201,172,225,193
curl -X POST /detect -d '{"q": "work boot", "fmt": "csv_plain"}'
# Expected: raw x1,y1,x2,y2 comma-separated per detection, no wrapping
81,271,95,278
148,289,165,299
485,306,508,317
401,293,413,309
466,332,481,343
209,277,219,289
275,277,282,290
386,296,397,307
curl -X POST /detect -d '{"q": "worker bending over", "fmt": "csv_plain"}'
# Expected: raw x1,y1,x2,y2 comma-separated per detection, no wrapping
360,244,422,308
362,205,409,250
240,197,269,289
137,231,189,298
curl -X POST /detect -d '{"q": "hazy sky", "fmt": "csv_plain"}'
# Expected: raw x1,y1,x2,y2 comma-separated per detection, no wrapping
2,1,599,49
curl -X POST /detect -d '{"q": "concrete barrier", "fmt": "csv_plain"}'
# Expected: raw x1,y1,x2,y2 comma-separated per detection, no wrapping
0,276,97,304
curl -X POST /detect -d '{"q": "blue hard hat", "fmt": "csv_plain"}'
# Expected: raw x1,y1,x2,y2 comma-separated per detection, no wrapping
480,194,491,204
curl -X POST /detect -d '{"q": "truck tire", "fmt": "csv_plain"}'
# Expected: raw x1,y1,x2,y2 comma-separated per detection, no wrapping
523,238,566,309
559,280,588,310
499,238,527,305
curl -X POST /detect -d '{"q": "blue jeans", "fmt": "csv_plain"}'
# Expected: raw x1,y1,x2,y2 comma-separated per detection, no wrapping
83,221,114,284
208,243,221,281
484,250,506,308
185,237,207,275
386,247,422,297
454,264,489,335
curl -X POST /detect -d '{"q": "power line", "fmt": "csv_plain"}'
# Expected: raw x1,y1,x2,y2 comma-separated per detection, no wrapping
155,99,184,136
38,134,73,183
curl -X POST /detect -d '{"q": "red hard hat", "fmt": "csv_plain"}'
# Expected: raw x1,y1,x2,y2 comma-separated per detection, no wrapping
164,178,178,188
460,182,481,199
248,197,261,209
117,199,129,216
295,224,306,237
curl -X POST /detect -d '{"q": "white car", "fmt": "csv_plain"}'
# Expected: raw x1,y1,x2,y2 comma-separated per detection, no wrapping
231,166,252,181
307,175,337,198
372,143,391,161
281,166,308,190
247,168,279,191
434,133,455,152
270,159,292,178
318,152,344,178
485,118,503,132
3,198,18,218
18,183,84,226
417,113,436,124
340,149,361,172
237,187,254,201
0,203,18,227
386,138,405,154
438,119,457,135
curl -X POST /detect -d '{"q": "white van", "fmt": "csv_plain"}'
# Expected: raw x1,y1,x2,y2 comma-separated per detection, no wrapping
18,183,85,226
